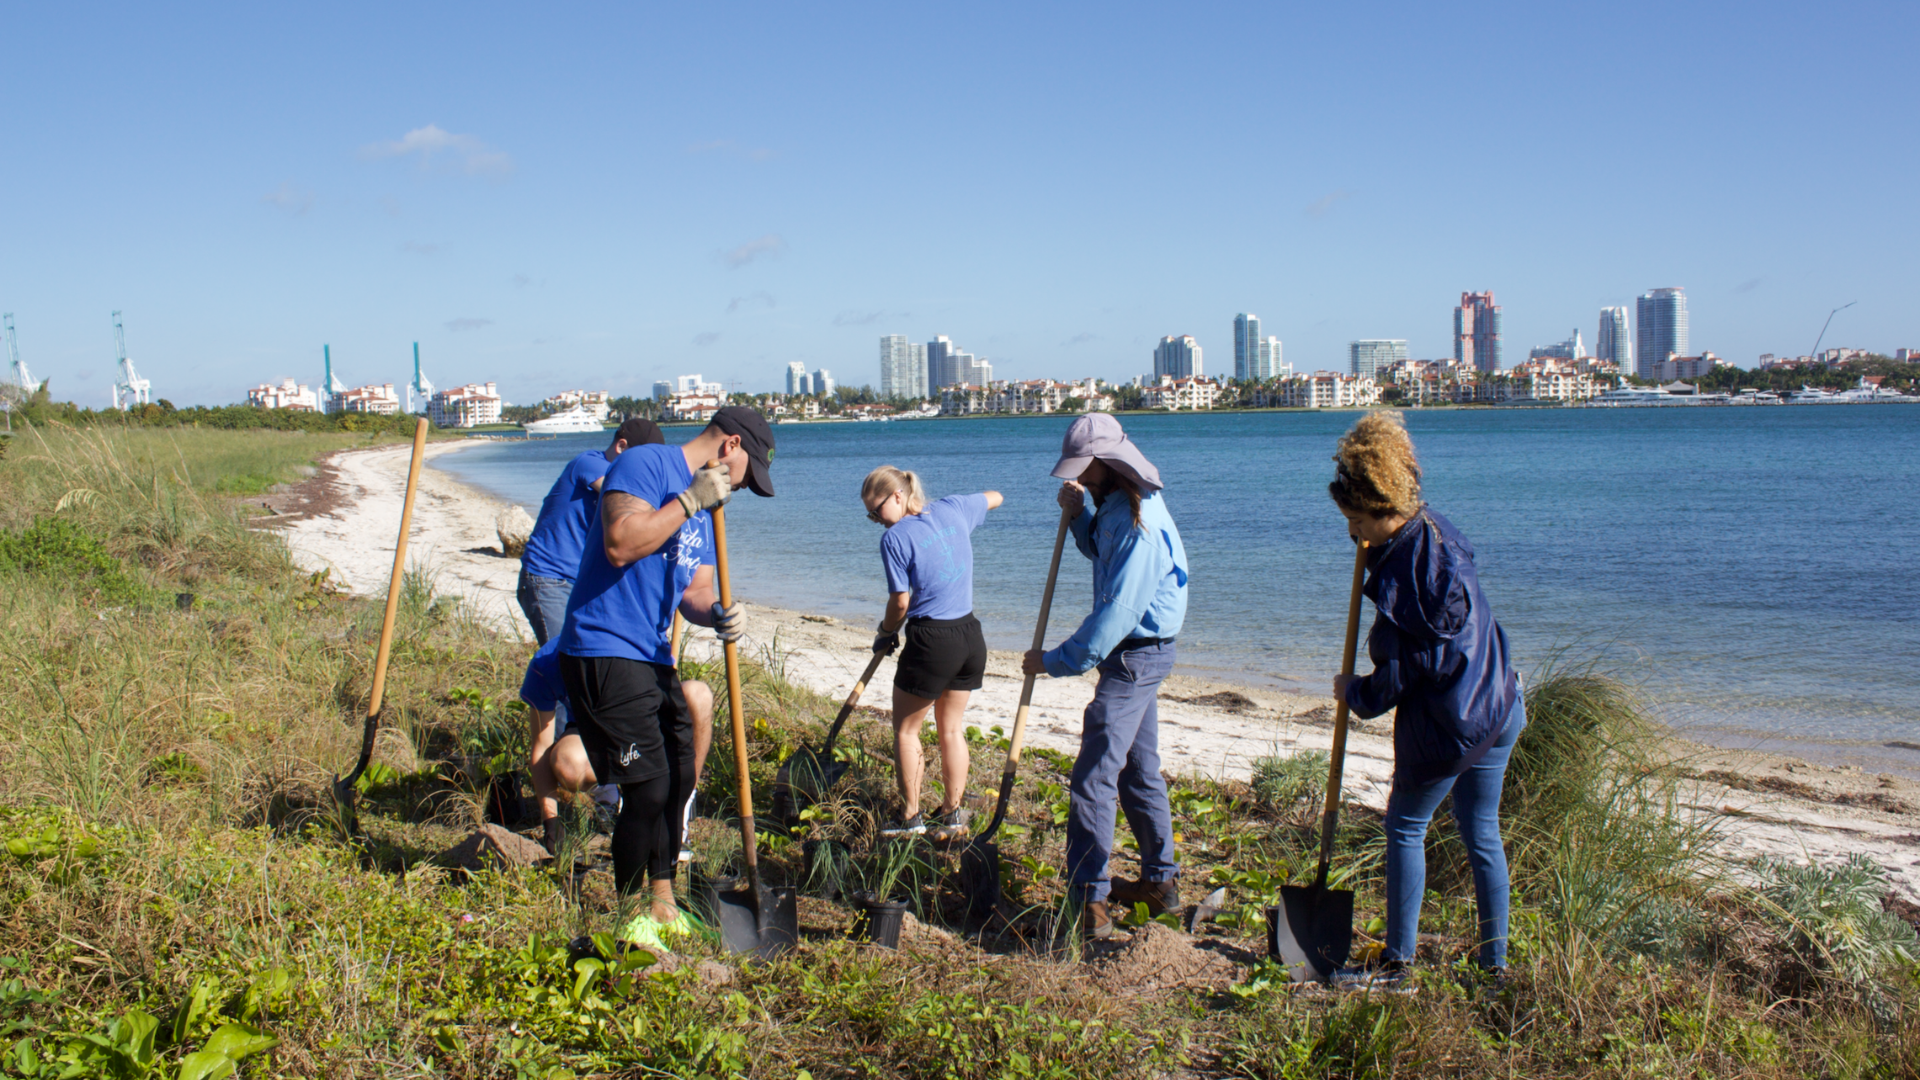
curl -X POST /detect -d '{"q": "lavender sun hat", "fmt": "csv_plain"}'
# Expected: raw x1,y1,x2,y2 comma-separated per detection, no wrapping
1050,413,1163,492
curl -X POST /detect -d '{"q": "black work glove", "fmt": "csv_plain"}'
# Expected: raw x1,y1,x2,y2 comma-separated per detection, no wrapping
872,629,900,656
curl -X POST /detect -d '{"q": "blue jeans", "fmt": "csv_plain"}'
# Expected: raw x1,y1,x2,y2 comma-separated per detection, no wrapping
1066,641,1180,902
1383,697,1525,969
517,569,572,646
517,569,573,732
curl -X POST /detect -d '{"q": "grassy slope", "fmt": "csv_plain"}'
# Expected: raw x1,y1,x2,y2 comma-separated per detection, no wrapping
0,423,1915,1080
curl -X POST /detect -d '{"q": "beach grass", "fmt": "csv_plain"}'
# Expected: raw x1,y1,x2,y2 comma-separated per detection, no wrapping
1,422,1916,1079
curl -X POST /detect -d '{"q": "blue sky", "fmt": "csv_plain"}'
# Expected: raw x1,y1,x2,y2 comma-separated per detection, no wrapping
3,1,1915,406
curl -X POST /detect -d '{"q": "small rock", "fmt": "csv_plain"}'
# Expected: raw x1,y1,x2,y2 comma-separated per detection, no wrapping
495,506,536,557
438,823,551,872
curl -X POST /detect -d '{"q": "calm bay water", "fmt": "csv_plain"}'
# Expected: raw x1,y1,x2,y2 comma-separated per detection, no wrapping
436,408,1920,764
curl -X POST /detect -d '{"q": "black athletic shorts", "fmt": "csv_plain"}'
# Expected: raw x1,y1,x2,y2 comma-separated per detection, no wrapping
893,614,988,699
557,654,692,787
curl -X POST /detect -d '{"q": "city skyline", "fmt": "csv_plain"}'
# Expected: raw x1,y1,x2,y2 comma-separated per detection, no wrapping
1637,288,1691,380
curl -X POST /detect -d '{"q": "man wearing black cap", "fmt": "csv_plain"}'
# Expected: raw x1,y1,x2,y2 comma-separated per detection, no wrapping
554,405,775,941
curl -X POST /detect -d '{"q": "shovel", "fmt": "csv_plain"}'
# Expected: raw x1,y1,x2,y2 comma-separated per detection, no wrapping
959,507,1073,924
771,648,886,825
1268,537,1370,982
708,481,799,957
332,417,429,834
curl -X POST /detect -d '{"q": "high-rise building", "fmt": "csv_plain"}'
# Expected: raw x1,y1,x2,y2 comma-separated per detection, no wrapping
1350,340,1408,378
879,335,926,399
1635,288,1688,379
1530,329,1585,361
1454,292,1502,372
814,368,835,397
785,361,810,396
964,356,992,386
1154,335,1201,379
1597,307,1631,371
1233,314,1261,380
1254,336,1287,380
927,335,955,389
652,380,673,400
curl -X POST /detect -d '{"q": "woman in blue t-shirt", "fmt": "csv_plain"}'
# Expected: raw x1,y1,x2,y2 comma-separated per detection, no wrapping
862,465,1002,841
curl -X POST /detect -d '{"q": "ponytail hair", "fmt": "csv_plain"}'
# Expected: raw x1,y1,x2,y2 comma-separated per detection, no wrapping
861,465,928,515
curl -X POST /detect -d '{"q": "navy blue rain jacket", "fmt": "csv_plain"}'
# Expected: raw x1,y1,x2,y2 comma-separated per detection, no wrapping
1342,506,1519,785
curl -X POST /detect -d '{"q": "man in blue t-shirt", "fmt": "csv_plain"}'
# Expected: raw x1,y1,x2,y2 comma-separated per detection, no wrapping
552,406,775,938
517,418,664,645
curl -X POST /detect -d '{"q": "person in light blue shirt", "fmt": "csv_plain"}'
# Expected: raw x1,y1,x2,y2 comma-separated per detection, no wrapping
517,418,664,645
1023,413,1189,940
862,465,1003,840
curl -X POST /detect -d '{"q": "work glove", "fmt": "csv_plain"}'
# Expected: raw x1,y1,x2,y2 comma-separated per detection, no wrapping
711,601,745,643
675,464,732,518
872,629,900,656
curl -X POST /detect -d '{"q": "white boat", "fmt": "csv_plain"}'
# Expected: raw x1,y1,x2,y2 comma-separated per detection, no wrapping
1587,385,1684,407
522,405,608,434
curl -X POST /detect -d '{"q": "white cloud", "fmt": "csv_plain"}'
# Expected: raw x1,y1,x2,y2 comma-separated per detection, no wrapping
401,240,447,255
262,181,313,215
833,309,884,327
1062,332,1098,347
693,332,721,347
722,233,786,269
360,124,514,176
446,317,493,332
727,292,776,314
1306,190,1352,217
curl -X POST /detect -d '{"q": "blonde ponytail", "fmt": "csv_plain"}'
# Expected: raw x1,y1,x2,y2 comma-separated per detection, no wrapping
861,465,928,515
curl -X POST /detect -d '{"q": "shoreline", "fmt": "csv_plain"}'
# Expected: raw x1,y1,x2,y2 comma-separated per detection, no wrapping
262,441,1920,901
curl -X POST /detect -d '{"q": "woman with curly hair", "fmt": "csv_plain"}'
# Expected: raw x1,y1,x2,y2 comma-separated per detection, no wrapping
1327,412,1524,994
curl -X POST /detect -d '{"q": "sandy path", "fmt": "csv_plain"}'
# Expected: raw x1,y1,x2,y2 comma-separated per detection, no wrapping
264,441,1920,901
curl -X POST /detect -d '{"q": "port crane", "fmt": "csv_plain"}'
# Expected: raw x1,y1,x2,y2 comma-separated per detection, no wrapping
111,310,152,410
407,341,434,414
5,313,39,396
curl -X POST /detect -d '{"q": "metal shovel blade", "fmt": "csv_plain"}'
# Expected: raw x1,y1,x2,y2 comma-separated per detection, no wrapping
715,883,798,959
1267,882,1354,983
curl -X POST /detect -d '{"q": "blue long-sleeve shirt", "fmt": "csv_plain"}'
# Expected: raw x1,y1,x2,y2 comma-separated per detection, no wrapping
1043,489,1188,677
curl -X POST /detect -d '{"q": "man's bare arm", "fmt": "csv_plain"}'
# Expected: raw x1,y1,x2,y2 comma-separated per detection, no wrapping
601,492,694,567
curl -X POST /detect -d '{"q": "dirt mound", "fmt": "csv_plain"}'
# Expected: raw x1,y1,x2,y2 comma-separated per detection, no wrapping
1177,691,1260,714
438,824,550,873
1087,923,1242,996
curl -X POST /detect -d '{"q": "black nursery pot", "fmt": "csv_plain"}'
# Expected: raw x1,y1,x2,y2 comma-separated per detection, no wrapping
689,866,740,925
850,895,910,949
802,838,853,902
485,771,526,826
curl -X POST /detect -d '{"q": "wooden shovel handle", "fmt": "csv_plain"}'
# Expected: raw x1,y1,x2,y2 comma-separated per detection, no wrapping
367,418,429,719
979,507,1074,841
1313,538,1370,886
707,462,765,888
822,649,887,756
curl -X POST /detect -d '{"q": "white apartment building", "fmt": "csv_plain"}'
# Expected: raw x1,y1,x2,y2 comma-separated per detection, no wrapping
246,379,319,412
543,389,610,420
428,383,503,428
1250,372,1380,409
938,384,993,416
1142,376,1223,411
1650,352,1726,382
332,384,401,415
676,374,726,396
665,392,723,422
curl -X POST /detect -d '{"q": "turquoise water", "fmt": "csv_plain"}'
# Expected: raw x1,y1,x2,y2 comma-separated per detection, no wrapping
436,408,1920,762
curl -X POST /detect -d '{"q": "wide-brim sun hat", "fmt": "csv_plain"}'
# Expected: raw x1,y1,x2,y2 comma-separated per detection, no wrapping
1050,413,1163,492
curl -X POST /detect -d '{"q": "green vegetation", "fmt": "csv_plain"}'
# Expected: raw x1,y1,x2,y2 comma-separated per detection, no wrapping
3,384,426,436
1696,356,1920,394
1,422,1916,1078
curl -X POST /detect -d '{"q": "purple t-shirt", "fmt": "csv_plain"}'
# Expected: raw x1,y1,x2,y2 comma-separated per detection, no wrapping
880,493,989,621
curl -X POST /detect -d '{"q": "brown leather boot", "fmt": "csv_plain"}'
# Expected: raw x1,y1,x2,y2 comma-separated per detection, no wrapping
1081,900,1114,941
1107,876,1181,916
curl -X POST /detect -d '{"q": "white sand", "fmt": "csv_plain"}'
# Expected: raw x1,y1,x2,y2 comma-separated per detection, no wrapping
272,441,1920,901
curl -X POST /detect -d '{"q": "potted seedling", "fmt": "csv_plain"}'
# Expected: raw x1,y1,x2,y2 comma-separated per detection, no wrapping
685,817,743,925
846,839,932,948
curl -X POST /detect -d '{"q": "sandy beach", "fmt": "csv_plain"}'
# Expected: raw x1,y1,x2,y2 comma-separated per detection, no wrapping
262,440,1920,901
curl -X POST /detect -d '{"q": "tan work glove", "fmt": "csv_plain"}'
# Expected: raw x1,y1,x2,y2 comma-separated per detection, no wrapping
675,464,732,518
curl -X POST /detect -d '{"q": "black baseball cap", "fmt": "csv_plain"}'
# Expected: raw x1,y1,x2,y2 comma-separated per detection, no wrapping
613,418,664,447
709,406,776,497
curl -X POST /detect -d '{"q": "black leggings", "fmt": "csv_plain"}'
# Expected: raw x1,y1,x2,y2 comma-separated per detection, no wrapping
611,755,694,895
